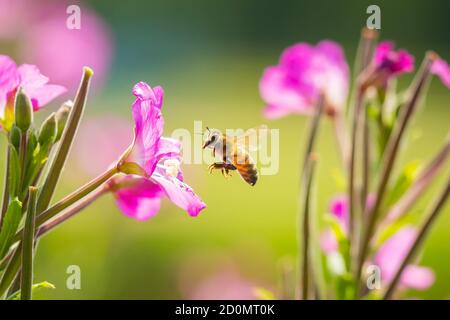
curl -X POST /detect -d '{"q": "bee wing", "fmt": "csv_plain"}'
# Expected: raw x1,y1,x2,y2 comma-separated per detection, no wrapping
233,125,268,152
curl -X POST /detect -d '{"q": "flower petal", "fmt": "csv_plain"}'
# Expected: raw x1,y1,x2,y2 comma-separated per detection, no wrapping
114,177,164,221
401,265,435,289
152,172,206,217
132,83,164,174
431,58,450,88
132,81,164,109
17,64,66,110
0,55,20,115
320,229,338,254
375,226,434,289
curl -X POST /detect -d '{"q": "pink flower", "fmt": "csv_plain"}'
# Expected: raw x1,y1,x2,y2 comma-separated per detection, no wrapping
112,82,206,221
431,58,450,88
374,226,435,290
0,54,66,130
260,41,349,118
374,41,414,75
320,194,375,254
361,41,414,90
23,2,113,92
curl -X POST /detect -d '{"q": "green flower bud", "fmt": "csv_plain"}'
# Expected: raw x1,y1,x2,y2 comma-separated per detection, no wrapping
14,87,33,132
9,125,21,150
54,101,73,142
38,113,57,146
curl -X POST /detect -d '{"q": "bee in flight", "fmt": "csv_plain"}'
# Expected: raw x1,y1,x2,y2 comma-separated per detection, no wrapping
202,125,268,186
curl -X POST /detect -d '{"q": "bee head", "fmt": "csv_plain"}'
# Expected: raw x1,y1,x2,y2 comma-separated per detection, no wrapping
202,127,221,149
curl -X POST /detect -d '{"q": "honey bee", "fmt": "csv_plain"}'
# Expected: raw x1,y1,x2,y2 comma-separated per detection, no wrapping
202,125,267,186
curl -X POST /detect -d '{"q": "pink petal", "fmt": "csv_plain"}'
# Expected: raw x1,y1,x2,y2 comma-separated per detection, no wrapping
156,137,182,161
401,265,435,289
259,41,349,119
373,41,414,74
115,177,164,221
320,229,338,254
132,82,164,109
132,84,164,175
17,64,66,110
152,172,206,217
375,226,434,289
374,41,395,66
259,66,311,116
0,55,20,114
431,58,450,88
329,194,348,230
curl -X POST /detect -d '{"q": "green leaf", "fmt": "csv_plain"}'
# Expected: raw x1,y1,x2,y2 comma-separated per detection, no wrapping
0,199,22,259
7,145,21,198
7,281,55,300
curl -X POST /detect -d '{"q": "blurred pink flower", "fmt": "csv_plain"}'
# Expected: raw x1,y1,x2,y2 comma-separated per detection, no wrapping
374,41,414,75
0,0,31,39
374,226,435,290
112,82,206,220
361,41,414,90
0,54,66,130
190,269,259,300
0,0,112,92
320,194,375,254
74,115,132,176
23,1,112,91
260,41,349,118
431,58,450,88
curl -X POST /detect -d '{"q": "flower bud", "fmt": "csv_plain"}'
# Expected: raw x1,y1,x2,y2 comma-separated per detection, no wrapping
9,125,21,150
14,87,33,132
38,113,57,146
55,101,73,142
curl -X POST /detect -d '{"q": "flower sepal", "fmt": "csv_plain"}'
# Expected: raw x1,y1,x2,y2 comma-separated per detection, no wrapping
117,161,147,177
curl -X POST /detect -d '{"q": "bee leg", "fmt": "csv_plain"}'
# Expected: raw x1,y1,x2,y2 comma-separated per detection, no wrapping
208,162,225,174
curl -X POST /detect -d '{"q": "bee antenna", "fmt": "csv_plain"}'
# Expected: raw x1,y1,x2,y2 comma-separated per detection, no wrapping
206,127,210,133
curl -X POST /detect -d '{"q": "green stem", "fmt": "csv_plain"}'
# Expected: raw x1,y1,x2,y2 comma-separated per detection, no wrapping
300,156,317,300
385,132,450,224
0,244,21,299
382,175,450,299
36,67,93,215
18,132,28,191
0,147,10,227
299,96,324,299
20,187,38,300
348,89,364,269
356,52,435,292
13,166,118,243
0,178,110,298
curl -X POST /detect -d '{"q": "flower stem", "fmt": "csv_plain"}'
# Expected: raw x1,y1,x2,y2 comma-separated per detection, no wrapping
0,146,10,227
361,106,370,218
382,175,450,299
385,132,450,224
20,186,38,300
18,132,28,191
348,89,365,269
298,96,324,299
355,52,436,291
0,244,21,299
12,165,118,243
332,112,350,169
300,155,317,300
36,67,93,215
37,185,109,238
0,182,109,298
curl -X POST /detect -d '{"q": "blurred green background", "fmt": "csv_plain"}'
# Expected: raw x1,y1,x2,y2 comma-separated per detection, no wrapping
1,0,449,299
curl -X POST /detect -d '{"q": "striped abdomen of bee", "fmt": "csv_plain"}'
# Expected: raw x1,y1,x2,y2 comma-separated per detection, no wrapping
231,147,258,186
